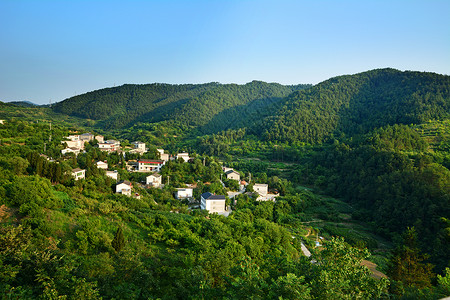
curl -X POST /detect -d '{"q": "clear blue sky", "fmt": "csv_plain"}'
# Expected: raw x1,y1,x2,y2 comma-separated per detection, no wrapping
1,0,449,105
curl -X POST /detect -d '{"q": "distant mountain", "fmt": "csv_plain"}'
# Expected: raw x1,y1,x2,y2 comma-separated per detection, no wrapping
53,81,310,132
259,68,450,144
8,101,39,107
52,69,450,142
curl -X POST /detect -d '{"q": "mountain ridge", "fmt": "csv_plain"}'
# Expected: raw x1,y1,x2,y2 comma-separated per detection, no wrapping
259,68,450,143
53,81,310,132
52,68,450,142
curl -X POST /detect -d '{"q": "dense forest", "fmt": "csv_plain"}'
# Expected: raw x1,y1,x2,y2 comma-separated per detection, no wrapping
295,125,450,272
53,81,310,133
1,68,450,299
261,69,450,144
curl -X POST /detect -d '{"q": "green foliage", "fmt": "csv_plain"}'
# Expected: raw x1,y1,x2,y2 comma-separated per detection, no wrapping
437,267,450,297
1,70,450,298
4,175,61,209
388,227,435,294
303,128,450,271
310,237,389,299
53,81,309,134
262,68,450,144
111,227,125,253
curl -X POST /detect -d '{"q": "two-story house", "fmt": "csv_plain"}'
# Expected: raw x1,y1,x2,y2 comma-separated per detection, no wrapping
146,173,162,187
176,152,190,162
71,168,85,180
225,170,241,181
201,192,226,213
62,147,81,156
253,183,268,196
116,180,132,196
157,149,170,162
79,132,95,143
131,141,146,153
136,159,165,172
98,140,120,152
96,161,108,170
106,170,119,181
175,188,193,199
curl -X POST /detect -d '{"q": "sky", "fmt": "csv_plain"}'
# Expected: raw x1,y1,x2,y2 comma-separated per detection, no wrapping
1,0,449,105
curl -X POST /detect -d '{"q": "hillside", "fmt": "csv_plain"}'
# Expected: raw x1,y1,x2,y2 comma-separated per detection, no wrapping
52,69,450,144
0,119,393,299
260,68,450,144
52,81,310,133
8,101,39,107
2,69,450,298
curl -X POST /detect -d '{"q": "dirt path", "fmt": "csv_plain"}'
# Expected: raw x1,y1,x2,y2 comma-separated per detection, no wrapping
361,260,387,279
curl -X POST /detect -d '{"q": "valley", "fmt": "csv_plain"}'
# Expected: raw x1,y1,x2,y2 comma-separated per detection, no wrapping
0,68,449,299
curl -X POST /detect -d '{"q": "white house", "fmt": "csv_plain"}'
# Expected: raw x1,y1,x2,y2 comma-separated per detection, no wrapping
96,161,108,170
160,153,170,161
136,159,165,172
66,135,80,141
201,192,226,213
116,180,132,196
225,170,240,181
223,167,233,173
106,170,119,181
62,139,84,149
95,135,104,143
157,149,170,162
80,132,95,142
98,140,120,152
176,152,190,162
131,141,146,153
146,173,162,187
175,188,193,199
253,183,268,196
71,168,85,180
61,147,81,156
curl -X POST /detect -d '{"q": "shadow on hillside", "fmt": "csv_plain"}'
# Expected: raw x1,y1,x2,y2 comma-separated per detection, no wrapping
196,96,287,135
333,72,437,137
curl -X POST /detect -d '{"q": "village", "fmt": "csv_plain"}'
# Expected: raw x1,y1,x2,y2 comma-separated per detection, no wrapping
61,132,278,215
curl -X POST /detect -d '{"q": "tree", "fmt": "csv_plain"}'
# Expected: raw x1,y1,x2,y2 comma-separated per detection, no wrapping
387,227,435,294
111,227,125,253
436,267,450,297
311,237,389,299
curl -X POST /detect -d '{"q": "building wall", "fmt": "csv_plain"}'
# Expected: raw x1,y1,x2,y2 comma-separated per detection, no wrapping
97,162,108,169
208,200,225,213
146,175,162,186
201,197,225,213
116,183,131,194
64,140,84,149
106,171,118,181
139,163,163,172
72,170,85,180
227,173,240,181
176,189,193,199
160,153,170,161
253,184,268,195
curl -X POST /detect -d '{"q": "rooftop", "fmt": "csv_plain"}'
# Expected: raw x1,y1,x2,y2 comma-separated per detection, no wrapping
118,180,132,186
139,159,164,164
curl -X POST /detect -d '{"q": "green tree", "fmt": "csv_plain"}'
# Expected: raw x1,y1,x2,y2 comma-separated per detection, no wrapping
111,227,125,253
437,267,450,298
311,237,389,299
387,227,435,294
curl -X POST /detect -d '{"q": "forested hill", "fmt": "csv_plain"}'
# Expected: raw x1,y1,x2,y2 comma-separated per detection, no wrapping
260,68,450,144
52,81,310,132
